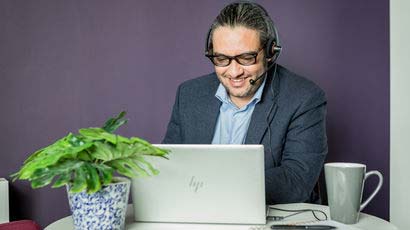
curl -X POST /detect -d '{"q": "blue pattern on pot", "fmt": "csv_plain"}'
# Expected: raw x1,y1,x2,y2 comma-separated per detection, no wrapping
67,177,130,230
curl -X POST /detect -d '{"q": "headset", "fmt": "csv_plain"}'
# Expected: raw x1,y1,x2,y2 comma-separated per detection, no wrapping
204,7,282,65
204,3,282,86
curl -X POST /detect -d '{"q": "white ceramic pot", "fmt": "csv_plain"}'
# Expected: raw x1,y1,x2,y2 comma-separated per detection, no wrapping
67,177,130,230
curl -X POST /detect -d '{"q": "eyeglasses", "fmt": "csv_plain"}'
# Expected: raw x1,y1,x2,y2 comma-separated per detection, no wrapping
205,47,264,67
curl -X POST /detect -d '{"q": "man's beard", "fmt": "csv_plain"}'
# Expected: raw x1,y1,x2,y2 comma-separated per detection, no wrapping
219,75,262,98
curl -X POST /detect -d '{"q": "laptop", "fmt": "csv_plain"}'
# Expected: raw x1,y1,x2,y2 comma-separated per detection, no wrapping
131,144,266,225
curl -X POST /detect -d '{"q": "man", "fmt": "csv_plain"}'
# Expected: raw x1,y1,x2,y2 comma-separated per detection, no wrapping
163,1,327,204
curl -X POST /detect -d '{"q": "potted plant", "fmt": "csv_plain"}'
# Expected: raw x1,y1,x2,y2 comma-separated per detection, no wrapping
11,111,169,230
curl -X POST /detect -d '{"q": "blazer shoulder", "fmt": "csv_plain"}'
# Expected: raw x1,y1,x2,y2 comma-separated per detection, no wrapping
277,66,326,103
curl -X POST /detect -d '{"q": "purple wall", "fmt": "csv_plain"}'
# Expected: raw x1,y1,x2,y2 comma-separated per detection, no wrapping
0,0,389,227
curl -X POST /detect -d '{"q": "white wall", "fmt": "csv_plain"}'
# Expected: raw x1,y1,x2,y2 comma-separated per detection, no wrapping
390,0,410,229
0,178,8,223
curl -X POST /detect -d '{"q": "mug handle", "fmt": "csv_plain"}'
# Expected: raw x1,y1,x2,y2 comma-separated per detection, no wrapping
359,170,383,211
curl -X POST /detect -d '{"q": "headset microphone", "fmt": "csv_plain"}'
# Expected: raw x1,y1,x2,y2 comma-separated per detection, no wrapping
249,45,282,85
249,62,276,85
249,68,269,85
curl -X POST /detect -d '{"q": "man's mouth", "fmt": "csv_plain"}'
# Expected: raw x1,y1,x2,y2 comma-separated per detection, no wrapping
231,78,245,82
224,76,249,80
227,77,249,87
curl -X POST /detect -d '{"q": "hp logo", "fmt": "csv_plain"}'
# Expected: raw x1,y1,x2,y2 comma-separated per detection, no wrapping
189,176,204,193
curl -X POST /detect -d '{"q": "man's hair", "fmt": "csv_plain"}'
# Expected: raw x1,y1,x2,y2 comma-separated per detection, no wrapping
206,1,276,54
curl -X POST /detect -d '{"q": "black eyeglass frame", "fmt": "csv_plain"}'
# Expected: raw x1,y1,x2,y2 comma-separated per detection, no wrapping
205,47,264,67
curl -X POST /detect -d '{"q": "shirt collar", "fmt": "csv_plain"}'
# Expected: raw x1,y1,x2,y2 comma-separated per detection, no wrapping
215,77,267,108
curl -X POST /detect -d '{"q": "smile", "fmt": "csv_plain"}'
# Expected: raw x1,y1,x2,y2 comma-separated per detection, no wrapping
225,76,250,88
224,76,250,80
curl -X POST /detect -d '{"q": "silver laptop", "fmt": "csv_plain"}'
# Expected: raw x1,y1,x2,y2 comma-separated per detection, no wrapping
131,144,266,225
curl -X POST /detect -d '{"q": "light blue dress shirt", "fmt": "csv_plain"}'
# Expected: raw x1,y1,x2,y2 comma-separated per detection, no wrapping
211,78,267,144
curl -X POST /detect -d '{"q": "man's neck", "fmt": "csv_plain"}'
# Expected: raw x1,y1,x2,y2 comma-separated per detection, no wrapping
230,96,252,109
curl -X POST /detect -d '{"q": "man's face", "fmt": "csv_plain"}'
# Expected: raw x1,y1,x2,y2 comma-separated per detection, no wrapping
212,26,266,106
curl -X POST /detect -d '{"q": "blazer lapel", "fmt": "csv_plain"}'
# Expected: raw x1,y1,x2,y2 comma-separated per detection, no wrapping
195,75,221,144
245,101,275,144
200,95,221,144
245,71,280,144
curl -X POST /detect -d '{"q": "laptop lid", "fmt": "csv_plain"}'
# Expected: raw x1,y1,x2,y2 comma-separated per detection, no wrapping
131,144,266,225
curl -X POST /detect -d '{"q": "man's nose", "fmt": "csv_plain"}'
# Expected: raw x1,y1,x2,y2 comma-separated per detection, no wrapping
226,60,244,78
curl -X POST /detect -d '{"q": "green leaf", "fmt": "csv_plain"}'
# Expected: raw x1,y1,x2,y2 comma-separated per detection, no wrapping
31,173,55,189
70,166,87,193
77,151,92,161
128,137,170,158
67,134,88,147
23,134,72,164
91,142,115,161
143,147,170,159
102,111,128,133
129,137,151,146
27,160,84,189
78,128,105,141
114,142,143,159
106,158,150,178
115,142,169,160
79,128,119,144
84,163,101,194
52,172,71,188
14,137,92,180
106,154,161,178
132,155,160,175
93,164,114,185
116,135,132,144
23,147,47,165
99,132,119,144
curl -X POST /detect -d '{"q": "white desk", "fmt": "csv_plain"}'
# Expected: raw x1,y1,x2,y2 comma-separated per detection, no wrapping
45,203,397,230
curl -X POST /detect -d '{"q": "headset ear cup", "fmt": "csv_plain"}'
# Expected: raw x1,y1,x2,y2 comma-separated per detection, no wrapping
205,28,212,55
265,37,276,59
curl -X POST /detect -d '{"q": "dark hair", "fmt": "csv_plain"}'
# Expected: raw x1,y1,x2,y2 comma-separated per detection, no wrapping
206,1,276,54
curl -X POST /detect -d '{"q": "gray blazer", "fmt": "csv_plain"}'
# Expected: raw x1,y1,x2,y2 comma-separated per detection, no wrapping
163,65,328,204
